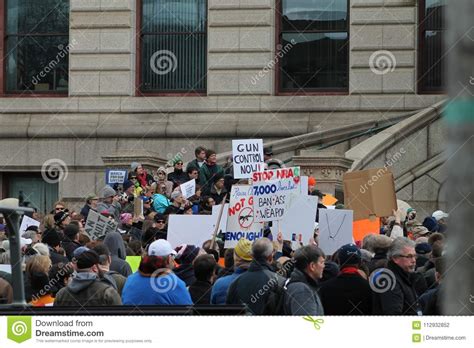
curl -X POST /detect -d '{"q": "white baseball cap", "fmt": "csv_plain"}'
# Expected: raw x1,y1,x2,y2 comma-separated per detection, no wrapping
148,239,177,257
432,210,449,221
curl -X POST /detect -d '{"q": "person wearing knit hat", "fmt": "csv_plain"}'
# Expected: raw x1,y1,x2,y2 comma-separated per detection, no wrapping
54,248,122,306
210,239,253,304
97,185,121,223
415,242,432,269
308,176,317,194
209,171,228,205
320,244,371,315
54,210,70,229
422,216,439,233
174,244,202,286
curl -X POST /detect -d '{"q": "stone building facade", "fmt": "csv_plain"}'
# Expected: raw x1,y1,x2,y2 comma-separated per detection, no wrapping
0,0,446,213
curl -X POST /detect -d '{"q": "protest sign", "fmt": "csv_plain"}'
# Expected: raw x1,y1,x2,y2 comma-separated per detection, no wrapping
224,185,263,248
133,196,143,219
300,176,308,195
167,215,215,248
270,195,317,246
84,210,118,240
353,218,380,242
180,179,196,199
318,209,353,255
211,204,228,236
19,216,40,234
252,167,301,222
232,139,264,179
106,169,127,185
343,168,397,221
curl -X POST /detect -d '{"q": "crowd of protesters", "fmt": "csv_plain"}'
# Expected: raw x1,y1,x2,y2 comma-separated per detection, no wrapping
0,146,449,315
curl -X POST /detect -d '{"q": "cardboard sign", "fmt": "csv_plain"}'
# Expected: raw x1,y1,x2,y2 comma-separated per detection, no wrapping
212,204,229,235
180,179,196,199
232,139,264,179
133,196,143,219
106,169,127,185
252,167,301,222
300,176,309,195
343,168,397,221
318,209,354,255
353,218,380,242
224,185,264,248
84,210,118,240
19,216,40,234
270,195,317,246
167,215,215,248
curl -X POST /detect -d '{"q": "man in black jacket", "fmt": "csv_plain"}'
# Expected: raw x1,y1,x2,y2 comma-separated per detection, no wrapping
226,238,284,315
320,243,372,315
41,229,69,265
372,237,421,315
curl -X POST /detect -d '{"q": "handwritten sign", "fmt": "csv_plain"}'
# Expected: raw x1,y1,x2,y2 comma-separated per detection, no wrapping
20,216,40,234
224,185,264,248
232,139,264,179
318,209,353,255
252,167,301,222
84,210,118,240
106,169,127,185
180,179,196,199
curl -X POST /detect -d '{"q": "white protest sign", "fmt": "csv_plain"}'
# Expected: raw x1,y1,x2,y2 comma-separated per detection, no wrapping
224,185,264,248
270,195,317,246
180,179,196,199
251,166,301,222
232,139,264,179
106,169,127,185
300,176,308,195
318,209,353,255
212,204,228,234
84,210,118,240
20,216,40,234
167,215,215,248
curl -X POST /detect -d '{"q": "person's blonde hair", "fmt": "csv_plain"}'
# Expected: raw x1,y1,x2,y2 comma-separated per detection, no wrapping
53,200,67,209
42,214,55,230
26,255,51,275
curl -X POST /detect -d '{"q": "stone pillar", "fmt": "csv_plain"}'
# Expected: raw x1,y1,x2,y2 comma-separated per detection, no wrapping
350,0,416,94
208,0,274,95
292,151,354,201
69,0,136,96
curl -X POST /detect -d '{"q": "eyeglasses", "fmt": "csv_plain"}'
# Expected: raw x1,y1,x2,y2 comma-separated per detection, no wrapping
55,207,65,211
156,220,165,224
176,162,183,165
396,254,416,259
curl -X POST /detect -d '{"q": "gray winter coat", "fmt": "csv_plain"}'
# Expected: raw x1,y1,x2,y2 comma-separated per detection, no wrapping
284,268,324,315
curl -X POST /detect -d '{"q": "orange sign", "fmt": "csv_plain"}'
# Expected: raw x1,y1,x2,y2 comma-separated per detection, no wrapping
353,218,380,242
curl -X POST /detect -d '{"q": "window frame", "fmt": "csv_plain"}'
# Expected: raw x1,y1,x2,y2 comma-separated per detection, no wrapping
418,0,445,94
136,0,208,96
0,0,69,97
275,0,350,96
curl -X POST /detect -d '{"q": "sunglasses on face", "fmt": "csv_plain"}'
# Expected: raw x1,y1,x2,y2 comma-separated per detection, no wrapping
156,220,165,224
55,207,65,211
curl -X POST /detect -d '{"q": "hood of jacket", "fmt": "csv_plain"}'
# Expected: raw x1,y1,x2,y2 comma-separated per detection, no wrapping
104,232,127,260
67,272,99,294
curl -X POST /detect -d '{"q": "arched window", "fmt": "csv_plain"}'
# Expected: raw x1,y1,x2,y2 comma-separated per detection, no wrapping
277,0,349,93
418,0,445,92
1,0,70,94
139,0,207,94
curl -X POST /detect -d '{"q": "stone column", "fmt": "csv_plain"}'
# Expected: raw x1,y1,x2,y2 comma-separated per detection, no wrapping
69,0,136,96
292,150,354,201
207,0,274,95
350,0,417,94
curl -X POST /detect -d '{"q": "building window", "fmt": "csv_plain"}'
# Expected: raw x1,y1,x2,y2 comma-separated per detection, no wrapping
278,0,349,93
3,0,70,94
419,0,445,92
140,0,207,93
